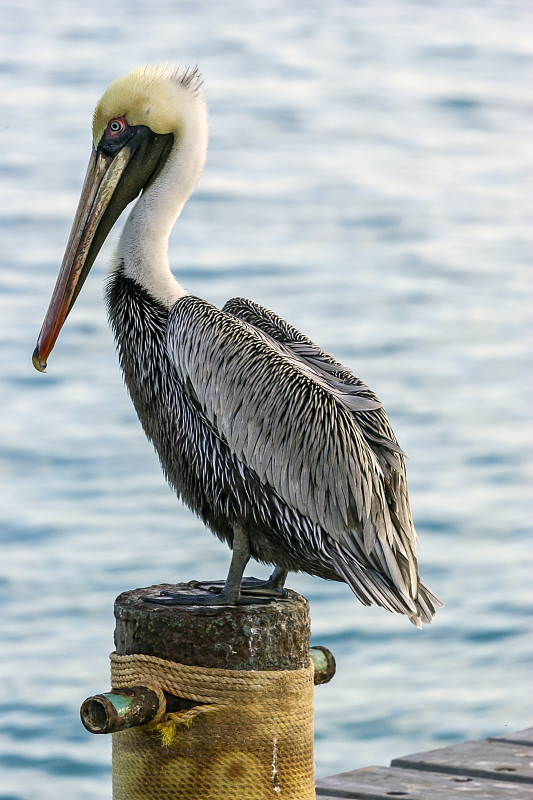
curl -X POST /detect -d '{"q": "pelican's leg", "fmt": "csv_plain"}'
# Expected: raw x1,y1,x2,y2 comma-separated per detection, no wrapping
258,565,288,590
220,524,251,601
142,526,272,605
239,566,288,597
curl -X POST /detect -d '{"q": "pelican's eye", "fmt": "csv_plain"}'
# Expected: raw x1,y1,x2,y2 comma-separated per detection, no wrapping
109,118,125,133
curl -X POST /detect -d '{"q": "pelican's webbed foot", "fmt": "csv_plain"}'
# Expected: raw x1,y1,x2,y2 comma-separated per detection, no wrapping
141,583,272,606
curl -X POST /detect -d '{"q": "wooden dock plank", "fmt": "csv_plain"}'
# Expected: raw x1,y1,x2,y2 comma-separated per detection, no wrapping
391,738,533,785
489,729,533,747
316,764,533,799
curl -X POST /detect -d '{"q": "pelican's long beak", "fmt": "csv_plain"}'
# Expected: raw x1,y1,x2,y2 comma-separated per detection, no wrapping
33,122,174,372
32,147,131,373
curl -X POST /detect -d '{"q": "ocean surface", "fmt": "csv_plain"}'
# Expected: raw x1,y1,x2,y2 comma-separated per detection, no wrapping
0,1,531,797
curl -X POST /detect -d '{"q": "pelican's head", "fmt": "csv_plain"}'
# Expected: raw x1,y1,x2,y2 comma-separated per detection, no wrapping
33,65,206,372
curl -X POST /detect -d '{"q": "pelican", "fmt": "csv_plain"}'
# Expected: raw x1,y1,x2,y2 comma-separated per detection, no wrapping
33,65,441,626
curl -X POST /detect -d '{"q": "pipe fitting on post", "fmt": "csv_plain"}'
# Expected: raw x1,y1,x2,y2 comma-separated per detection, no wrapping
80,686,165,734
309,646,336,685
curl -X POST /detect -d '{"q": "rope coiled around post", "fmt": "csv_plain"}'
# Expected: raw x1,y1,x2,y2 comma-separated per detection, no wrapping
110,651,316,800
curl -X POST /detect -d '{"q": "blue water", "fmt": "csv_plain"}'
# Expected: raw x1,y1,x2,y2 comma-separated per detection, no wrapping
1,1,531,797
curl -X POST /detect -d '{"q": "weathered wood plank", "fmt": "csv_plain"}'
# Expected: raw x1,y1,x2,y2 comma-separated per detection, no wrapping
489,729,533,747
391,739,533,785
316,764,533,799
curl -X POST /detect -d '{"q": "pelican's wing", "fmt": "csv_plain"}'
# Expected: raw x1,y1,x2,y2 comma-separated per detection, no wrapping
223,299,443,622
168,295,429,613
223,297,405,468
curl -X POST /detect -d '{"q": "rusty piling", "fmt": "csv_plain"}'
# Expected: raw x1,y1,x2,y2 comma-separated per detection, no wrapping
81,582,335,799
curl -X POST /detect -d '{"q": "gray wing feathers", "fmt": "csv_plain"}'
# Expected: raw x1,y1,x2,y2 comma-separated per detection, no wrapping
223,298,406,459
224,299,441,619
169,298,376,534
169,295,438,620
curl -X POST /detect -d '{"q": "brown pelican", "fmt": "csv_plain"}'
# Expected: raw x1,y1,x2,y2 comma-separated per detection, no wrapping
33,65,441,626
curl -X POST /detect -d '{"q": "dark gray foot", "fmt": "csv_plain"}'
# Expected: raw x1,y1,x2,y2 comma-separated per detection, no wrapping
192,577,288,599
141,583,273,606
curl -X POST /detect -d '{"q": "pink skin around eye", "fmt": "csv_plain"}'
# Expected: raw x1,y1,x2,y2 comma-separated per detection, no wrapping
106,117,128,137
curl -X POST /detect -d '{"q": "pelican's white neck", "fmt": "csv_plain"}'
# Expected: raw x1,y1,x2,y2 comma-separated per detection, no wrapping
116,84,208,308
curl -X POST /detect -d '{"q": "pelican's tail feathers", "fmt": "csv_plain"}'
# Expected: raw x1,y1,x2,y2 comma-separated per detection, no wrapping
331,543,442,627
